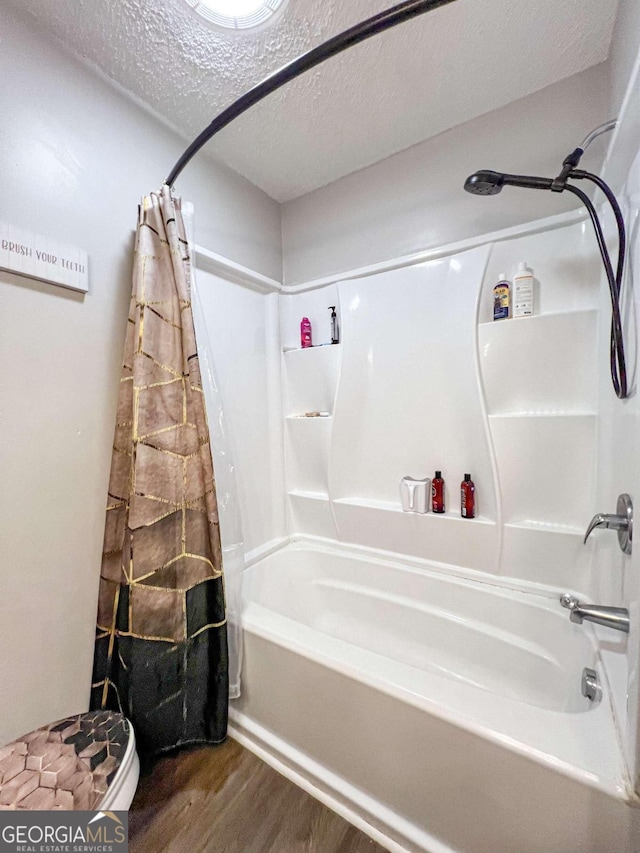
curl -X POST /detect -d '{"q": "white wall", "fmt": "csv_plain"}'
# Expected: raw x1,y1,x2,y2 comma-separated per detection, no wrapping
0,6,282,744
281,63,612,287
609,0,640,114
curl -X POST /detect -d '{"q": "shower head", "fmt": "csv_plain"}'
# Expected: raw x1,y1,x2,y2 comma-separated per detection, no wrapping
464,170,554,196
463,170,505,195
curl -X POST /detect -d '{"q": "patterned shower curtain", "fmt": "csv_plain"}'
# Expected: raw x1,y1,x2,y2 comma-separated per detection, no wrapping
91,186,228,755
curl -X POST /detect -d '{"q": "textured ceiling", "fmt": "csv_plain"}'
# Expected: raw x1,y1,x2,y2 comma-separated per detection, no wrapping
15,0,618,201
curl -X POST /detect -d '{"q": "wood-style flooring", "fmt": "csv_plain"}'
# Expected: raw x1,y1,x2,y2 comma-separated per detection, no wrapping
129,738,387,853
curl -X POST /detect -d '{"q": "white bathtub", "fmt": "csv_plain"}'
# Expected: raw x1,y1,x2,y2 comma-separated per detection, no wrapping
231,540,640,853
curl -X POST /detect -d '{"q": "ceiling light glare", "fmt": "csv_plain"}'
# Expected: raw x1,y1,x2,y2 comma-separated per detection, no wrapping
185,0,288,31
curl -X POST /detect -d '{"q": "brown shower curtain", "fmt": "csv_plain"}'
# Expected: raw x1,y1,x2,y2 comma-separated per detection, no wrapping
91,186,228,755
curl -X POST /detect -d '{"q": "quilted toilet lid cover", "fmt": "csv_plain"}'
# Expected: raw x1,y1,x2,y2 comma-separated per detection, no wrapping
0,711,130,810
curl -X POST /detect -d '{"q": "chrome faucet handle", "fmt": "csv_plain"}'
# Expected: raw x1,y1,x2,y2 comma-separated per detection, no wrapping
582,494,633,555
583,513,608,543
583,513,620,543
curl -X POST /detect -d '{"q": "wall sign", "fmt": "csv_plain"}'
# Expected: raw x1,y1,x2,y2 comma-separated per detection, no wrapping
0,221,89,293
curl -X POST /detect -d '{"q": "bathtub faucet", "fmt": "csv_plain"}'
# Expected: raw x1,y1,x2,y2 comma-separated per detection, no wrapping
560,594,629,633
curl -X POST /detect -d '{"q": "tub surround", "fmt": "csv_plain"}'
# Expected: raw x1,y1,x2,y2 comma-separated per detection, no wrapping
224,205,639,852
280,218,601,594
189,202,640,851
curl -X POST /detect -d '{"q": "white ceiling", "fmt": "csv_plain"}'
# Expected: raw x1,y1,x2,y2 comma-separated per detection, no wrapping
16,0,619,202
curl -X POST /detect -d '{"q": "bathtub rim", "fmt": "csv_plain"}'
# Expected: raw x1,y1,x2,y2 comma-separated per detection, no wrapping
247,533,597,603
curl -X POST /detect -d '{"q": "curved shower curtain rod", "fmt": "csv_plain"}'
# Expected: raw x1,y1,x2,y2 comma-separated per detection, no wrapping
165,0,458,187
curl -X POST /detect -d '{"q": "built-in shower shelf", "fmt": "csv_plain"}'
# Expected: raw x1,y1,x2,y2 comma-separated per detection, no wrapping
478,308,597,328
287,490,336,540
283,341,341,418
283,344,342,354
479,308,597,418
288,489,330,501
286,414,333,420
332,497,495,525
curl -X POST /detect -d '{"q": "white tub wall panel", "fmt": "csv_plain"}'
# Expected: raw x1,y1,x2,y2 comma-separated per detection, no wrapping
489,414,596,529
597,97,640,786
500,524,593,591
285,418,333,494
280,284,340,350
234,632,640,853
283,345,342,416
479,310,598,416
478,220,601,324
592,531,628,607
330,246,496,517
620,91,640,800
264,292,288,546
196,269,286,554
287,493,337,540
332,500,499,574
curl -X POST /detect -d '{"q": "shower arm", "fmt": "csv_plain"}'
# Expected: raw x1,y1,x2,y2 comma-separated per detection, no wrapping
164,0,458,187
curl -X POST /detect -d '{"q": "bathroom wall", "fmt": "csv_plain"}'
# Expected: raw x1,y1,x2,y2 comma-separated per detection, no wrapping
0,6,282,744
281,63,612,287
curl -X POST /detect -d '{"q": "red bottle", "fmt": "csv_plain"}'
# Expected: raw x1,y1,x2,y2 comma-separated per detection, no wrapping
461,473,475,519
432,471,445,513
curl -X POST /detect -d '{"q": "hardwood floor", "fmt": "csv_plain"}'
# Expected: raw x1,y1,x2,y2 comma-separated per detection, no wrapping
129,738,388,853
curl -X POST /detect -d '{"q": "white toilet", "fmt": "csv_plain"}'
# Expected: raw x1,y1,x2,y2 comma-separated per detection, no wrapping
0,711,139,811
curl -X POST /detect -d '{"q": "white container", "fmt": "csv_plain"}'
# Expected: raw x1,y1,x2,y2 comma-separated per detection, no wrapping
400,476,431,513
513,261,535,317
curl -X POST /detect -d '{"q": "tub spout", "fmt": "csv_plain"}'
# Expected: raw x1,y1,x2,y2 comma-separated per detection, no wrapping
560,594,629,633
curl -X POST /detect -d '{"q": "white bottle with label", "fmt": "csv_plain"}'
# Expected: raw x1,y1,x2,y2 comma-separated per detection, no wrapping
513,262,535,317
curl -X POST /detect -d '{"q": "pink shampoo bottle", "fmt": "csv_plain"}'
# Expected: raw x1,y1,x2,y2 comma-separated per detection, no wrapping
301,317,312,348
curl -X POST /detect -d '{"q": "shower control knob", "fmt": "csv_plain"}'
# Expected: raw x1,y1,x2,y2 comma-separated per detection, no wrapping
583,493,632,555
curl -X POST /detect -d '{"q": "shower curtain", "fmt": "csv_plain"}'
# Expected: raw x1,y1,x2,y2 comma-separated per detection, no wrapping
91,186,228,755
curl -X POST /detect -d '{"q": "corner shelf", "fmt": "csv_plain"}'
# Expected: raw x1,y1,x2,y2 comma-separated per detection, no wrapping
283,342,341,418
288,489,330,501
479,308,597,418
287,490,335,540
283,344,342,355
